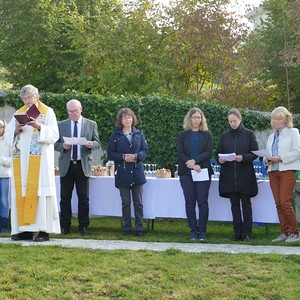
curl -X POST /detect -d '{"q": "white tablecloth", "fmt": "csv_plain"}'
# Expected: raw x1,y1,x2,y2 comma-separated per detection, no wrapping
55,176,279,223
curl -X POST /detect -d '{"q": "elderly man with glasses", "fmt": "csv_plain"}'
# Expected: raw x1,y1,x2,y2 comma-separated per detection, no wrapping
55,99,100,235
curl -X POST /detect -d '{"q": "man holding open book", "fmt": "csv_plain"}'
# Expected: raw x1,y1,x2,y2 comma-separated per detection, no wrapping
4,84,61,242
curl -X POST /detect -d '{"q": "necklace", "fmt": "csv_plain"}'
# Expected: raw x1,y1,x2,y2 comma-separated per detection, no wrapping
123,130,132,135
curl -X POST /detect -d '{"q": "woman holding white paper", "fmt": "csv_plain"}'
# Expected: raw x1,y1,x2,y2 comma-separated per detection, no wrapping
216,108,258,241
266,106,300,243
177,108,214,241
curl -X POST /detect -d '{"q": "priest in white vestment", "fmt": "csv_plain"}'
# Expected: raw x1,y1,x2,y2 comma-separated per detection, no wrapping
4,84,61,242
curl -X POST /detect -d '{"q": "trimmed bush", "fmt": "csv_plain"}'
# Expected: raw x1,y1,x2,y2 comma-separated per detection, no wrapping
0,92,274,172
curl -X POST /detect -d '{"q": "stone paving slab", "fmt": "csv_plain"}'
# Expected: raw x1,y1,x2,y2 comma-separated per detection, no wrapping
0,238,300,255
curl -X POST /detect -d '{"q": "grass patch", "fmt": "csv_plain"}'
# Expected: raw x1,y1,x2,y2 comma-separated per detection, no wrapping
0,243,300,299
13,216,291,246
0,217,294,245
1,218,299,299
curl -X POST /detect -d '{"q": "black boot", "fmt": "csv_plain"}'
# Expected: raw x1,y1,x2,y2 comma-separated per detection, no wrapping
11,231,34,240
230,233,242,241
34,231,49,242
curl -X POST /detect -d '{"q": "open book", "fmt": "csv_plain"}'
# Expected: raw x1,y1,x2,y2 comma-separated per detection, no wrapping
14,104,40,125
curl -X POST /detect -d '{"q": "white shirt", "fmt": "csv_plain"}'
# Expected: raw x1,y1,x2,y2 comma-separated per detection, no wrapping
71,116,82,160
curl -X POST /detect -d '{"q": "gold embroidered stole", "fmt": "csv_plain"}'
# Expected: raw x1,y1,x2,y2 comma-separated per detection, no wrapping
13,101,48,226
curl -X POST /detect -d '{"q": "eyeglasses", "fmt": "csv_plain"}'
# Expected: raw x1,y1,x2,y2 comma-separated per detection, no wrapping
68,109,80,114
22,94,36,101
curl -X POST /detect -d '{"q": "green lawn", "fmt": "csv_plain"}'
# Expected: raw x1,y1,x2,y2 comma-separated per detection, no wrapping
39,217,292,246
1,218,299,299
1,216,293,245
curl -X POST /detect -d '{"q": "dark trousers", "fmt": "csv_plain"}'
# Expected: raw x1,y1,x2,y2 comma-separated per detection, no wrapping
229,192,252,237
119,185,144,232
60,161,90,230
179,174,211,234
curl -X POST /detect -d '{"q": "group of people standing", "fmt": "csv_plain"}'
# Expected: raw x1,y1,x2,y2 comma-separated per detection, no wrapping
178,106,300,243
0,83,299,244
0,84,147,240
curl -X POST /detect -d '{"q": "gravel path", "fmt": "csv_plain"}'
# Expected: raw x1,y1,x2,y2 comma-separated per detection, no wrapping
1,238,300,255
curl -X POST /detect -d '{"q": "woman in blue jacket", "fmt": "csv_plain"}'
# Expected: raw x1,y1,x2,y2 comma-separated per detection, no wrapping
108,108,148,236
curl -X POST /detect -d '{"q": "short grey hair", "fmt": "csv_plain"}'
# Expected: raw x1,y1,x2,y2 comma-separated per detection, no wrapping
20,84,39,98
66,99,82,109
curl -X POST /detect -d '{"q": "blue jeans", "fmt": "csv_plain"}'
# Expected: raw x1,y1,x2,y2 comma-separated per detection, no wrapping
0,178,9,218
180,174,211,233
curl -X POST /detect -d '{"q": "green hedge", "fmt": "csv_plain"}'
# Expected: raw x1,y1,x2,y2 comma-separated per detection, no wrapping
0,92,273,173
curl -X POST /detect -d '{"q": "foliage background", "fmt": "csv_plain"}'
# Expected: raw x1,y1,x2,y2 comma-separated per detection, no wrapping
1,0,299,113
0,92,273,171
1,0,300,172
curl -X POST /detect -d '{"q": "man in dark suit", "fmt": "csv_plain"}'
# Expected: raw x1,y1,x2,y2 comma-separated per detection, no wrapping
55,99,100,235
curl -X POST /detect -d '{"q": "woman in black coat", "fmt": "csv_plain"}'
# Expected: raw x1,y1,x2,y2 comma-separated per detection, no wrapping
177,107,214,241
107,108,148,236
216,108,258,241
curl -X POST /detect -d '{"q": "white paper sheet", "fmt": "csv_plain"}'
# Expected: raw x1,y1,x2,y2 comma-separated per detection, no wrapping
218,153,237,162
252,149,272,158
191,168,209,181
63,136,88,145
